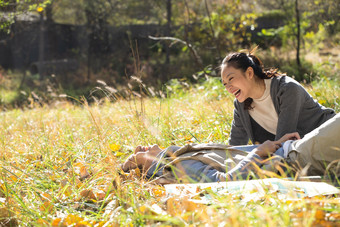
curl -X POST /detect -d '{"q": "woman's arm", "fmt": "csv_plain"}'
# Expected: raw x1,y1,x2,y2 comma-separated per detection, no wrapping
275,80,307,139
229,105,250,145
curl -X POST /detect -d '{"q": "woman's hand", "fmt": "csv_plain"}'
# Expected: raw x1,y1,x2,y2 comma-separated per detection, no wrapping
254,140,282,157
254,132,300,158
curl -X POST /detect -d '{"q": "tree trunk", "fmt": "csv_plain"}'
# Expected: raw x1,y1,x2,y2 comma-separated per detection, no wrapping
295,0,301,69
38,12,45,79
165,0,171,65
204,0,222,61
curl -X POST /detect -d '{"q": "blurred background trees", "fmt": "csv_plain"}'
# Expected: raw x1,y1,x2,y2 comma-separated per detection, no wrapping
0,0,339,106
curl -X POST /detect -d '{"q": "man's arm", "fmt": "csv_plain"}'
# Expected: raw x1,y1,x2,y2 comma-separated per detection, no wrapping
226,133,300,180
226,151,264,180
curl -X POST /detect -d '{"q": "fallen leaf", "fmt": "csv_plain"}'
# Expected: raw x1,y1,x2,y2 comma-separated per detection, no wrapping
114,152,125,157
79,165,91,180
74,220,92,226
109,143,121,152
151,185,165,197
0,207,18,226
51,218,62,227
39,201,54,213
36,218,49,226
63,214,84,225
139,204,166,215
315,209,326,220
80,189,97,201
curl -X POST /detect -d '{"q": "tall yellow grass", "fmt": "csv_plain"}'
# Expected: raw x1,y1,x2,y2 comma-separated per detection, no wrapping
0,77,339,225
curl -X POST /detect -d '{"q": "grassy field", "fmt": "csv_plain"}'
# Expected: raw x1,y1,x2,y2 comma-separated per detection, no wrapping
0,76,339,226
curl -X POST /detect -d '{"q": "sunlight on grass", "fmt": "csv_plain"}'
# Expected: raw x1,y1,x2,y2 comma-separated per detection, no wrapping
0,89,19,105
0,76,339,225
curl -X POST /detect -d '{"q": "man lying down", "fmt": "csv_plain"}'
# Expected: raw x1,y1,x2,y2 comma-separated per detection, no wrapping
121,113,340,184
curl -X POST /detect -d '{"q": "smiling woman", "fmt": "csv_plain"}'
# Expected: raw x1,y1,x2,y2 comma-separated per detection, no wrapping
220,51,336,145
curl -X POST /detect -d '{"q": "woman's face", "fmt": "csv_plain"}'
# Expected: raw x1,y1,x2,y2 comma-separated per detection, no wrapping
221,65,254,103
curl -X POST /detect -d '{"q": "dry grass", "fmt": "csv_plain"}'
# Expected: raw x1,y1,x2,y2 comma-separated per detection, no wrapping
0,76,339,226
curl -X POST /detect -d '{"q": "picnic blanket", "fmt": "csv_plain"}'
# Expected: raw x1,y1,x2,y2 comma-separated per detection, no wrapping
164,178,340,201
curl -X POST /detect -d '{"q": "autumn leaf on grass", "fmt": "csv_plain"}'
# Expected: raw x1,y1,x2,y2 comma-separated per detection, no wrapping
40,192,54,202
0,182,8,197
139,204,167,216
51,218,62,226
51,214,88,227
59,178,78,197
166,196,210,223
293,208,339,226
39,201,54,213
112,175,123,191
318,99,327,105
36,218,49,226
166,196,197,216
150,185,165,197
73,162,91,180
133,168,141,177
328,212,340,220
95,190,107,201
109,143,124,156
79,189,97,202
109,143,121,151
0,207,18,226
311,209,340,226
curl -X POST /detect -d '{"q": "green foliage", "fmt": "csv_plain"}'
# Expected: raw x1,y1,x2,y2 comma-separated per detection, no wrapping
256,0,339,50
257,27,284,47
174,0,256,58
1,0,340,99
52,0,86,25
0,0,51,32
254,10,286,47
310,76,340,110
304,23,327,51
52,0,167,26
0,89,19,105
257,48,339,83
279,59,315,82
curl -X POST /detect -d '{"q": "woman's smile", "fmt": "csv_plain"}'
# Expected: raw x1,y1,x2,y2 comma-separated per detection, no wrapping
222,66,265,102
232,89,241,98
221,66,251,102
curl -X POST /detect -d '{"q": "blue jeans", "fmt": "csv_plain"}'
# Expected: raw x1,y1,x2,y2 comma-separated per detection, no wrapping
146,144,285,181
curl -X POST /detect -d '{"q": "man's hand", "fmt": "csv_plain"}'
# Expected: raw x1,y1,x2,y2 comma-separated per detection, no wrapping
121,144,163,173
121,154,138,172
277,132,300,144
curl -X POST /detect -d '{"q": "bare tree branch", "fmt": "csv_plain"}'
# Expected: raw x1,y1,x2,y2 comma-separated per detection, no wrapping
148,35,203,68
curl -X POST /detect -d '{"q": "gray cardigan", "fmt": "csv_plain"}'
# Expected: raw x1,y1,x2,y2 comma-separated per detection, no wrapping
228,76,336,145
